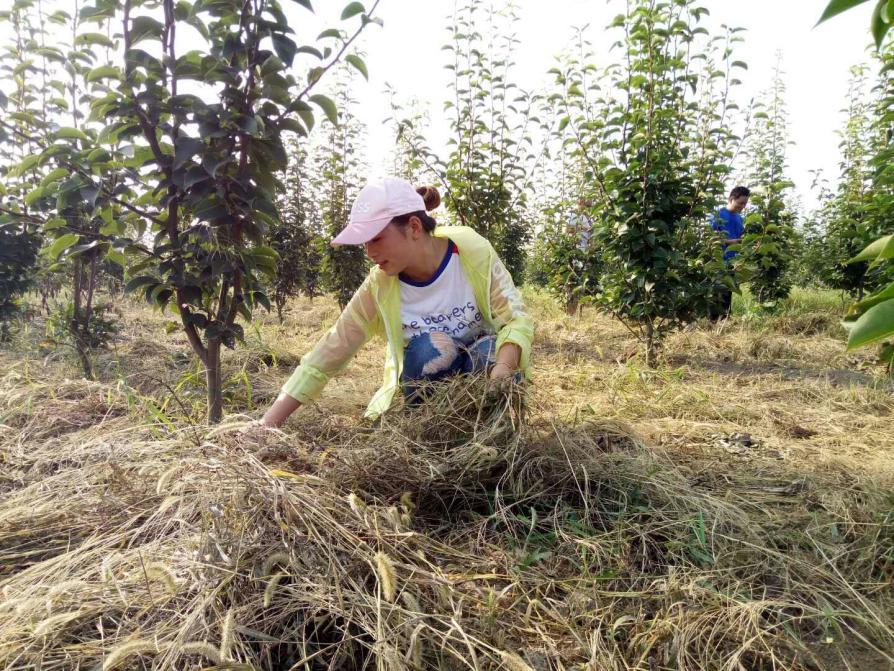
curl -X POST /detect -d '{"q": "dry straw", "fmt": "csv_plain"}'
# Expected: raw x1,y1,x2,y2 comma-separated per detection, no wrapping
1,366,893,670
374,551,397,603
102,638,158,670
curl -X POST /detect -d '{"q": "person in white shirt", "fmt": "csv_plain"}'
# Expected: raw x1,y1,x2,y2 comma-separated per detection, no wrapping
567,197,593,251
261,177,534,427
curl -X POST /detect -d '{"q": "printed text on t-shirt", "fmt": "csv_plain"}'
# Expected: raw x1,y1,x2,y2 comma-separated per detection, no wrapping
402,300,483,339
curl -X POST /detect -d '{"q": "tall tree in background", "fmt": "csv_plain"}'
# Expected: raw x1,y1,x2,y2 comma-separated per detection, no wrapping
320,74,368,310
0,0,380,421
0,2,46,339
394,0,542,283
817,0,894,368
0,1,126,378
740,56,797,309
387,92,427,185
817,65,884,298
271,135,322,322
527,109,601,313
846,42,894,368
551,1,745,365
793,169,834,288
0,221,40,340
441,0,538,282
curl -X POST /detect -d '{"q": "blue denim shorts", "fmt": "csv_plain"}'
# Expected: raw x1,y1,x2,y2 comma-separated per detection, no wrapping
400,332,497,401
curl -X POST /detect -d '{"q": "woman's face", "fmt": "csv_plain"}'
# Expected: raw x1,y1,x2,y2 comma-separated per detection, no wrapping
363,218,422,276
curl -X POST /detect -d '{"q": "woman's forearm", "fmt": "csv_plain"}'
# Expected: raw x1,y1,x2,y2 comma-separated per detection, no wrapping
262,392,302,427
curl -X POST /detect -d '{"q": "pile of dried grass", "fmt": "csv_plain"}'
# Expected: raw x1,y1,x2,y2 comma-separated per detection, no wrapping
1,368,893,670
324,376,526,503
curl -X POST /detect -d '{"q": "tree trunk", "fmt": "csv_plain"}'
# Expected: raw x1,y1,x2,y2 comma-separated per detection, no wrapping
76,346,95,380
206,338,223,424
71,258,94,380
565,287,580,317
644,322,657,369
276,297,284,325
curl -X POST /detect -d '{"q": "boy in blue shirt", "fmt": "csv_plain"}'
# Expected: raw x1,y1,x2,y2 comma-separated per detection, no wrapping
710,186,750,319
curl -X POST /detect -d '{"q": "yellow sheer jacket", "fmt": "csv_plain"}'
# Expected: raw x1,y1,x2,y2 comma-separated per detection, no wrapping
281,226,534,418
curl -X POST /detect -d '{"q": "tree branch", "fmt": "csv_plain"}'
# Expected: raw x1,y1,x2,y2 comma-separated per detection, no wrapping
285,0,381,117
0,205,44,225
107,195,166,227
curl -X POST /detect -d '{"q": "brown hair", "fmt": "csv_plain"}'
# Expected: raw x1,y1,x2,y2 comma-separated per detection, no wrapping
391,185,441,233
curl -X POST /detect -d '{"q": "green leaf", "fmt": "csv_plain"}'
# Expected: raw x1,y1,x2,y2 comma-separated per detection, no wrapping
317,28,342,40
125,48,164,73
106,248,127,267
45,217,67,231
87,147,112,163
871,0,890,47
75,32,116,48
130,16,165,45
80,4,116,22
44,233,80,260
295,45,323,59
40,167,69,186
86,64,120,82
48,9,72,23
816,0,872,25
848,234,893,263
34,47,66,62
56,127,91,142
272,34,298,65
252,290,272,312
289,0,314,10
125,275,158,293
174,0,190,20
24,186,45,206
252,245,280,259
69,240,104,257
294,103,314,133
340,2,364,20
278,117,307,136
13,154,41,176
345,54,368,80
873,235,894,263
260,54,285,76
309,94,337,124
174,136,204,169
846,298,894,349
852,281,894,314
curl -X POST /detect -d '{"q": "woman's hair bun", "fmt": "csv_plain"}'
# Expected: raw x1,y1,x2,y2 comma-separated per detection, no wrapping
416,186,441,212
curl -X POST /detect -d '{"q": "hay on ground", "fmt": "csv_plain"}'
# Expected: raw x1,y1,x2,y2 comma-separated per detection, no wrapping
1,368,892,670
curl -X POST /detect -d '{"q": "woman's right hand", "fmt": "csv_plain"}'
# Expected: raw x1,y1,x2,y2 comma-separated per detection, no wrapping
261,392,302,428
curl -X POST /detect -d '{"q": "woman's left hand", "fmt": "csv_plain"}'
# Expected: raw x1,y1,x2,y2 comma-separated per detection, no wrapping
490,343,521,380
489,361,515,380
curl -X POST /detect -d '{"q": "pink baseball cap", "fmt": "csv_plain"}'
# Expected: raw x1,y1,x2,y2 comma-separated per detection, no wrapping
331,176,426,246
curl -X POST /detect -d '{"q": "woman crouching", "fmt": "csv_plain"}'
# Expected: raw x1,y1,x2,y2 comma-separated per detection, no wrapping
261,176,533,427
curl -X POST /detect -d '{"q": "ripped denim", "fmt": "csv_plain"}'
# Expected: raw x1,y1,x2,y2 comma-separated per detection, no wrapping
400,332,496,403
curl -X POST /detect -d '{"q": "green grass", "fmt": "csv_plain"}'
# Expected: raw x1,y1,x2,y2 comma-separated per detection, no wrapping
733,284,849,318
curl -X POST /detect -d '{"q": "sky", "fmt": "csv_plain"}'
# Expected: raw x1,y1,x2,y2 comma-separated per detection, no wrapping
294,0,879,212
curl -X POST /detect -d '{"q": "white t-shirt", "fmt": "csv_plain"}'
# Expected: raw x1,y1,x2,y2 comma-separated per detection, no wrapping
400,241,487,345
567,212,592,251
